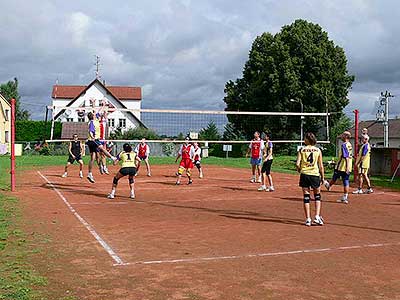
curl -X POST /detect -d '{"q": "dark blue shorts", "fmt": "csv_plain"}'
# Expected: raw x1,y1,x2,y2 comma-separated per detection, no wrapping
332,170,350,187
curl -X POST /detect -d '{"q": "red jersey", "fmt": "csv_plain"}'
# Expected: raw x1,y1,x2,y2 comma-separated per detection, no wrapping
179,144,194,160
135,143,149,158
249,139,264,159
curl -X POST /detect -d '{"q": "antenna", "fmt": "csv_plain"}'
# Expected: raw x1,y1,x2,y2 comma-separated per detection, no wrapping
94,55,101,79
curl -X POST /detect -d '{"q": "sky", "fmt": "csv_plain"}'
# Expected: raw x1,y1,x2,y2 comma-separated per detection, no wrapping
1,0,400,121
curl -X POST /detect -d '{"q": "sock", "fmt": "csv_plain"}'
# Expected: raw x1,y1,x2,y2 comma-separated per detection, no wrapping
343,193,348,199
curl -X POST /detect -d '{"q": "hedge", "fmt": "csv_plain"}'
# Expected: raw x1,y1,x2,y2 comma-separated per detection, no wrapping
16,121,61,142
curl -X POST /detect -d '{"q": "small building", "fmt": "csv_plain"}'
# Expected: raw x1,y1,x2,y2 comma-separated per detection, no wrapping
52,78,145,137
0,93,11,154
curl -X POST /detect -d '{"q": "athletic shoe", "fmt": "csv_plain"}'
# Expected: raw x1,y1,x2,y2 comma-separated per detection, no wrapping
111,156,118,162
323,180,331,191
258,185,267,191
199,172,203,179
79,171,83,178
268,186,275,192
99,166,104,174
87,174,95,183
352,189,364,194
188,180,193,185
103,168,110,175
130,192,135,199
62,172,67,178
107,193,115,199
147,173,151,177
337,196,348,204
366,188,374,194
175,181,181,185
313,215,324,226
250,177,256,183
256,177,262,183
305,218,312,227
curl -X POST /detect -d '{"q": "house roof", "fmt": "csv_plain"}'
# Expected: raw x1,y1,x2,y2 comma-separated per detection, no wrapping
52,84,141,100
348,119,400,138
53,78,146,128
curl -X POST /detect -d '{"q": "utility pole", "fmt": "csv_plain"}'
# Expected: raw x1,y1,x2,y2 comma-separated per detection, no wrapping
95,55,101,79
378,91,394,148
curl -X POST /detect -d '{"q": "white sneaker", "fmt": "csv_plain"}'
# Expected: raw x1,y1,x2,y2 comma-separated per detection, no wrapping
250,177,256,183
199,173,203,179
313,215,324,226
305,218,312,227
107,193,115,199
268,186,275,192
256,176,262,183
99,165,104,174
147,173,151,177
366,188,374,194
324,180,331,191
87,174,95,183
111,156,118,162
103,167,109,175
130,192,135,199
352,189,364,194
337,196,348,204
62,172,67,178
258,185,267,191
79,171,83,178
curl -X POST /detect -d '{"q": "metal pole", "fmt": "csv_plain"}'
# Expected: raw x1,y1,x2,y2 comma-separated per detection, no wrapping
326,95,330,141
50,106,55,140
10,98,16,191
353,109,359,183
384,94,389,148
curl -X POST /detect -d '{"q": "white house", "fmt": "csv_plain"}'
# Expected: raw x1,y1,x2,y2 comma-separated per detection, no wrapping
52,78,145,135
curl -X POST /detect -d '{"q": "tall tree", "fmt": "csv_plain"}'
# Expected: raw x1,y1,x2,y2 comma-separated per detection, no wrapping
0,78,30,120
199,121,221,141
224,19,354,139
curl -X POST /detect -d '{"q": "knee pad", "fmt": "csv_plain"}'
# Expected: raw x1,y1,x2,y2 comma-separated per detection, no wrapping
129,177,134,184
113,177,119,185
178,166,185,175
315,193,321,202
303,194,311,204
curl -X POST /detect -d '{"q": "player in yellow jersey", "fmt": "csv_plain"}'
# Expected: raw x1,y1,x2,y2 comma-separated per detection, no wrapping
296,132,325,226
353,135,373,194
324,131,353,203
107,143,140,200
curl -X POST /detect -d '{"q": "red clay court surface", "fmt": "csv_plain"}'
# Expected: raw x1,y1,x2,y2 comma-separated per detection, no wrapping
15,165,400,299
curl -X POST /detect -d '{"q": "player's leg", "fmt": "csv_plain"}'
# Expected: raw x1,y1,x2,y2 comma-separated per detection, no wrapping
258,162,267,191
78,159,84,178
101,154,109,175
250,162,256,182
187,168,193,184
87,152,97,183
265,160,274,191
338,172,350,203
176,163,185,185
97,144,117,161
364,172,373,193
144,158,151,176
303,187,312,226
325,170,339,191
136,159,141,176
63,162,71,177
108,171,125,199
256,163,262,183
313,186,323,225
128,175,135,199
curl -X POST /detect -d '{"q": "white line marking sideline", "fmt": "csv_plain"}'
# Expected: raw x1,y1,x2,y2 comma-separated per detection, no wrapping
38,171,125,266
117,241,400,266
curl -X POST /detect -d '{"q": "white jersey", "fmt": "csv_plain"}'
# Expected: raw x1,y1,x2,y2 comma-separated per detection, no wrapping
193,146,201,161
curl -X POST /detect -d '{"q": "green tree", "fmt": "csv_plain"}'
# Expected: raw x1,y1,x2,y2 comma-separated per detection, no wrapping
110,126,159,140
199,121,221,141
0,78,30,120
224,19,354,139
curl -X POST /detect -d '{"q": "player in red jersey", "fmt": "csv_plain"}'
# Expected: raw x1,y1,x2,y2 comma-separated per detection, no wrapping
134,138,151,177
175,137,195,185
246,131,265,183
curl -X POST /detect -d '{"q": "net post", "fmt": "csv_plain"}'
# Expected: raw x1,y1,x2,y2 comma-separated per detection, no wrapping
50,106,55,140
10,98,16,192
353,109,359,183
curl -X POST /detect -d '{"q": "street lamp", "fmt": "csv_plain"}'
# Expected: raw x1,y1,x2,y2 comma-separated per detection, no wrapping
290,98,304,143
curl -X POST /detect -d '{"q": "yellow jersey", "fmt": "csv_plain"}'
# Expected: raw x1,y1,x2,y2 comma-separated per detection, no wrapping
358,142,371,169
118,151,137,168
336,141,353,172
299,145,321,176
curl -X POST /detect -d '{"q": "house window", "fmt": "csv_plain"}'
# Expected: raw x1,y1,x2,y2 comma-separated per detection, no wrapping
66,118,74,122
78,117,85,123
5,131,9,143
118,118,126,128
5,109,9,121
108,118,115,127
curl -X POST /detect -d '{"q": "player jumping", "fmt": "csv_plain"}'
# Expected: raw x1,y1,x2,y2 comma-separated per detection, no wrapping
175,137,195,185
62,134,85,178
296,132,325,227
107,143,140,200
134,138,151,177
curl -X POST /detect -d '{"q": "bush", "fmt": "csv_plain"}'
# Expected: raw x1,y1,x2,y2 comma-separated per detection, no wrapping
16,121,61,141
110,126,159,140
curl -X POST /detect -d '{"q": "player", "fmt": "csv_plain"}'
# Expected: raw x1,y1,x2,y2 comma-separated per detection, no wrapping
62,134,85,178
296,132,325,226
97,107,110,175
86,111,117,183
193,141,203,178
107,143,140,200
134,138,151,177
353,135,373,194
175,137,195,185
324,131,353,203
246,131,264,183
258,133,274,191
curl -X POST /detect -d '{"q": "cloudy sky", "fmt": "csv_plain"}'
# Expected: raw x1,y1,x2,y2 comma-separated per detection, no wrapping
0,0,399,121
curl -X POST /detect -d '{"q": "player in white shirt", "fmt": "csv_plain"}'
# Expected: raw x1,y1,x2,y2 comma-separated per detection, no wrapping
192,142,203,178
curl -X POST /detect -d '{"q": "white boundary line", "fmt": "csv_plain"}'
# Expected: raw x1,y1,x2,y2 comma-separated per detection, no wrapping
38,171,125,266
118,241,400,266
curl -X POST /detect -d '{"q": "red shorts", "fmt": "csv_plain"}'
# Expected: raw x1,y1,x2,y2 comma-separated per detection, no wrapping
179,158,193,169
